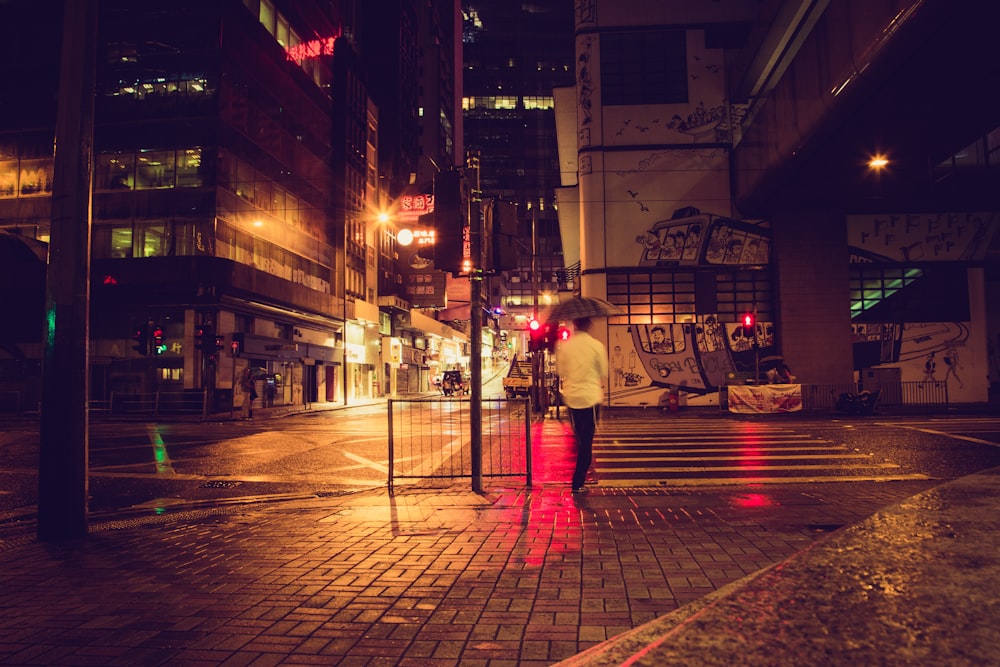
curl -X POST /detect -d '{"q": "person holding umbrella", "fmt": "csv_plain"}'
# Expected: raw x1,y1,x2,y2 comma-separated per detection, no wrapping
556,316,608,492
240,366,258,420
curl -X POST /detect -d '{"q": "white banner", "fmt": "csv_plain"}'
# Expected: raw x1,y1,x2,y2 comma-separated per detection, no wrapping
727,384,802,414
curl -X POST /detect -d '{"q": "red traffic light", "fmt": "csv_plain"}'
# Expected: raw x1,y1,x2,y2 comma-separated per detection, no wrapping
528,318,545,351
151,326,166,355
741,312,756,337
557,326,571,342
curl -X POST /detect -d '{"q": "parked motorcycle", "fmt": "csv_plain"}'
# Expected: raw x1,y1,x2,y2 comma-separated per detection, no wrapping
835,388,881,416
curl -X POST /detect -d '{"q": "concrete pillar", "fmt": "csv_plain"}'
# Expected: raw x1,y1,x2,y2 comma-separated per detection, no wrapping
771,210,854,385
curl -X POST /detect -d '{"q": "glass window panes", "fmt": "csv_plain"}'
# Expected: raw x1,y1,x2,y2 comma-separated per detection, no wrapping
0,160,16,198
136,150,175,189
96,152,135,190
176,148,202,188
608,269,770,326
18,159,53,196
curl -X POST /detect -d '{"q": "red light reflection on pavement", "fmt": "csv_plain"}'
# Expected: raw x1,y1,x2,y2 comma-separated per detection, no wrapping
731,492,776,508
531,420,577,484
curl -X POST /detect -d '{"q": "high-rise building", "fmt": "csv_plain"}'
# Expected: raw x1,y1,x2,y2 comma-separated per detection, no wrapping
0,0,469,413
461,1,576,316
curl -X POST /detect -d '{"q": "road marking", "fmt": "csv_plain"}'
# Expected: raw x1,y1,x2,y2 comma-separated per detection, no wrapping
598,462,902,474
342,451,389,473
147,425,176,476
875,422,1000,447
598,473,932,487
597,446,847,454
598,453,878,462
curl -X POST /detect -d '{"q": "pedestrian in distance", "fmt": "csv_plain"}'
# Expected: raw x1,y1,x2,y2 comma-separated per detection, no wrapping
556,317,608,492
240,367,257,420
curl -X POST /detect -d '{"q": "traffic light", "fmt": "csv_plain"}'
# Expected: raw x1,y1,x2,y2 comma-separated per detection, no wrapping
214,335,225,353
151,325,166,355
433,169,468,276
132,324,149,356
741,312,756,337
231,333,243,357
527,318,543,352
541,322,557,352
539,323,571,353
195,324,214,354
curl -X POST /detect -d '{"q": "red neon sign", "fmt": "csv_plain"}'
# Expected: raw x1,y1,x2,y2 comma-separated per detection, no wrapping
286,36,338,62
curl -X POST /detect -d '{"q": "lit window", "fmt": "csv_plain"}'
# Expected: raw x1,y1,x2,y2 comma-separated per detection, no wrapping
136,149,175,189
259,0,275,35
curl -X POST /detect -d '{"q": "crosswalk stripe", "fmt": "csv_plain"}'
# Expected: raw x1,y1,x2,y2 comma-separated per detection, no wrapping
597,473,931,487
588,417,926,486
598,453,877,462
598,462,901,473
597,446,846,454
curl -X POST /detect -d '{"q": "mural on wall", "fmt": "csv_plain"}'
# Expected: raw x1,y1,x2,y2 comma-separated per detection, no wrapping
847,212,999,403
608,317,776,406
602,207,774,408
563,31,753,406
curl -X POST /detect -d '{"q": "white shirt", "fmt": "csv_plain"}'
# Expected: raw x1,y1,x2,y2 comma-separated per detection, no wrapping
556,329,608,409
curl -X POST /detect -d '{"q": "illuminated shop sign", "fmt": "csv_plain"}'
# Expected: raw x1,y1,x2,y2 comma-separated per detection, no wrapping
397,193,434,224
397,228,436,246
286,36,338,62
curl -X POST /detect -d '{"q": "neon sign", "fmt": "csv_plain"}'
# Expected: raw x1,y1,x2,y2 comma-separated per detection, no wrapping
286,36,338,62
397,193,434,224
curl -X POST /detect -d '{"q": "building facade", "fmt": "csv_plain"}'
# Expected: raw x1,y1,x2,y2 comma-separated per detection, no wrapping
557,0,999,407
0,0,469,414
461,1,576,325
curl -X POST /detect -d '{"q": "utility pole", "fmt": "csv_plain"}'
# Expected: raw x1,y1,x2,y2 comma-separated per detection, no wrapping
38,0,98,541
530,208,544,412
467,155,483,493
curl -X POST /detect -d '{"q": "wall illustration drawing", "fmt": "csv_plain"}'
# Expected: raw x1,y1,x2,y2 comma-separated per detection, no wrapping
607,318,776,408
846,211,998,403
597,207,774,408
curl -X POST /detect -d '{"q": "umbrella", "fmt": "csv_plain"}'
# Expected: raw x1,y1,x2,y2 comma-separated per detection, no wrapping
759,355,785,369
544,296,623,323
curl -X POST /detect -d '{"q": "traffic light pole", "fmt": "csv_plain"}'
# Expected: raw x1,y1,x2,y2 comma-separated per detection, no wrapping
468,159,483,494
531,208,543,412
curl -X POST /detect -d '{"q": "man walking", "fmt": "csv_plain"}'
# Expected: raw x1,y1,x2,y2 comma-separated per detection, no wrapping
556,317,608,492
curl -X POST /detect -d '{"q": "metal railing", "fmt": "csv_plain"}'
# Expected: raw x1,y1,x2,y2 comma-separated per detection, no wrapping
89,390,209,417
387,397,532,491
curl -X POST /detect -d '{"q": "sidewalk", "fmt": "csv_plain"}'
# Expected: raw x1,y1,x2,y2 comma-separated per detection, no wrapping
1,422,998,665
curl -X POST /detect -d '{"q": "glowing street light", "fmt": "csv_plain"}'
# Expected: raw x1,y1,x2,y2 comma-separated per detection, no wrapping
868,154,889,170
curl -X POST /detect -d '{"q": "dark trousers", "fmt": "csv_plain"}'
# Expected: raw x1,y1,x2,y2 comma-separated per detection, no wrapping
569,405,597,489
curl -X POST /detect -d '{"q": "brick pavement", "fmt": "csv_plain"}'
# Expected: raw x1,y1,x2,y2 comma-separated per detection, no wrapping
0,417,938,666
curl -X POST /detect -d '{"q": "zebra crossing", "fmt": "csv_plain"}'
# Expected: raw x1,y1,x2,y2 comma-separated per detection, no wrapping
593,417,930,487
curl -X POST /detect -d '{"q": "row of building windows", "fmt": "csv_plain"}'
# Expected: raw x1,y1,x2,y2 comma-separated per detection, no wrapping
104,76,212,100
597,263,966,332
849,264,970,322
463,96,555,111
92,217,332,294
243,0,334,90
606,269,772,326
0,148,206,199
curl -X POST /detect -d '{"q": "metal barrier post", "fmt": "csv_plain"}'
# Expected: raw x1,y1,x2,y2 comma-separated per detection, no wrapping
524,397,533,487
387,399,395,494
